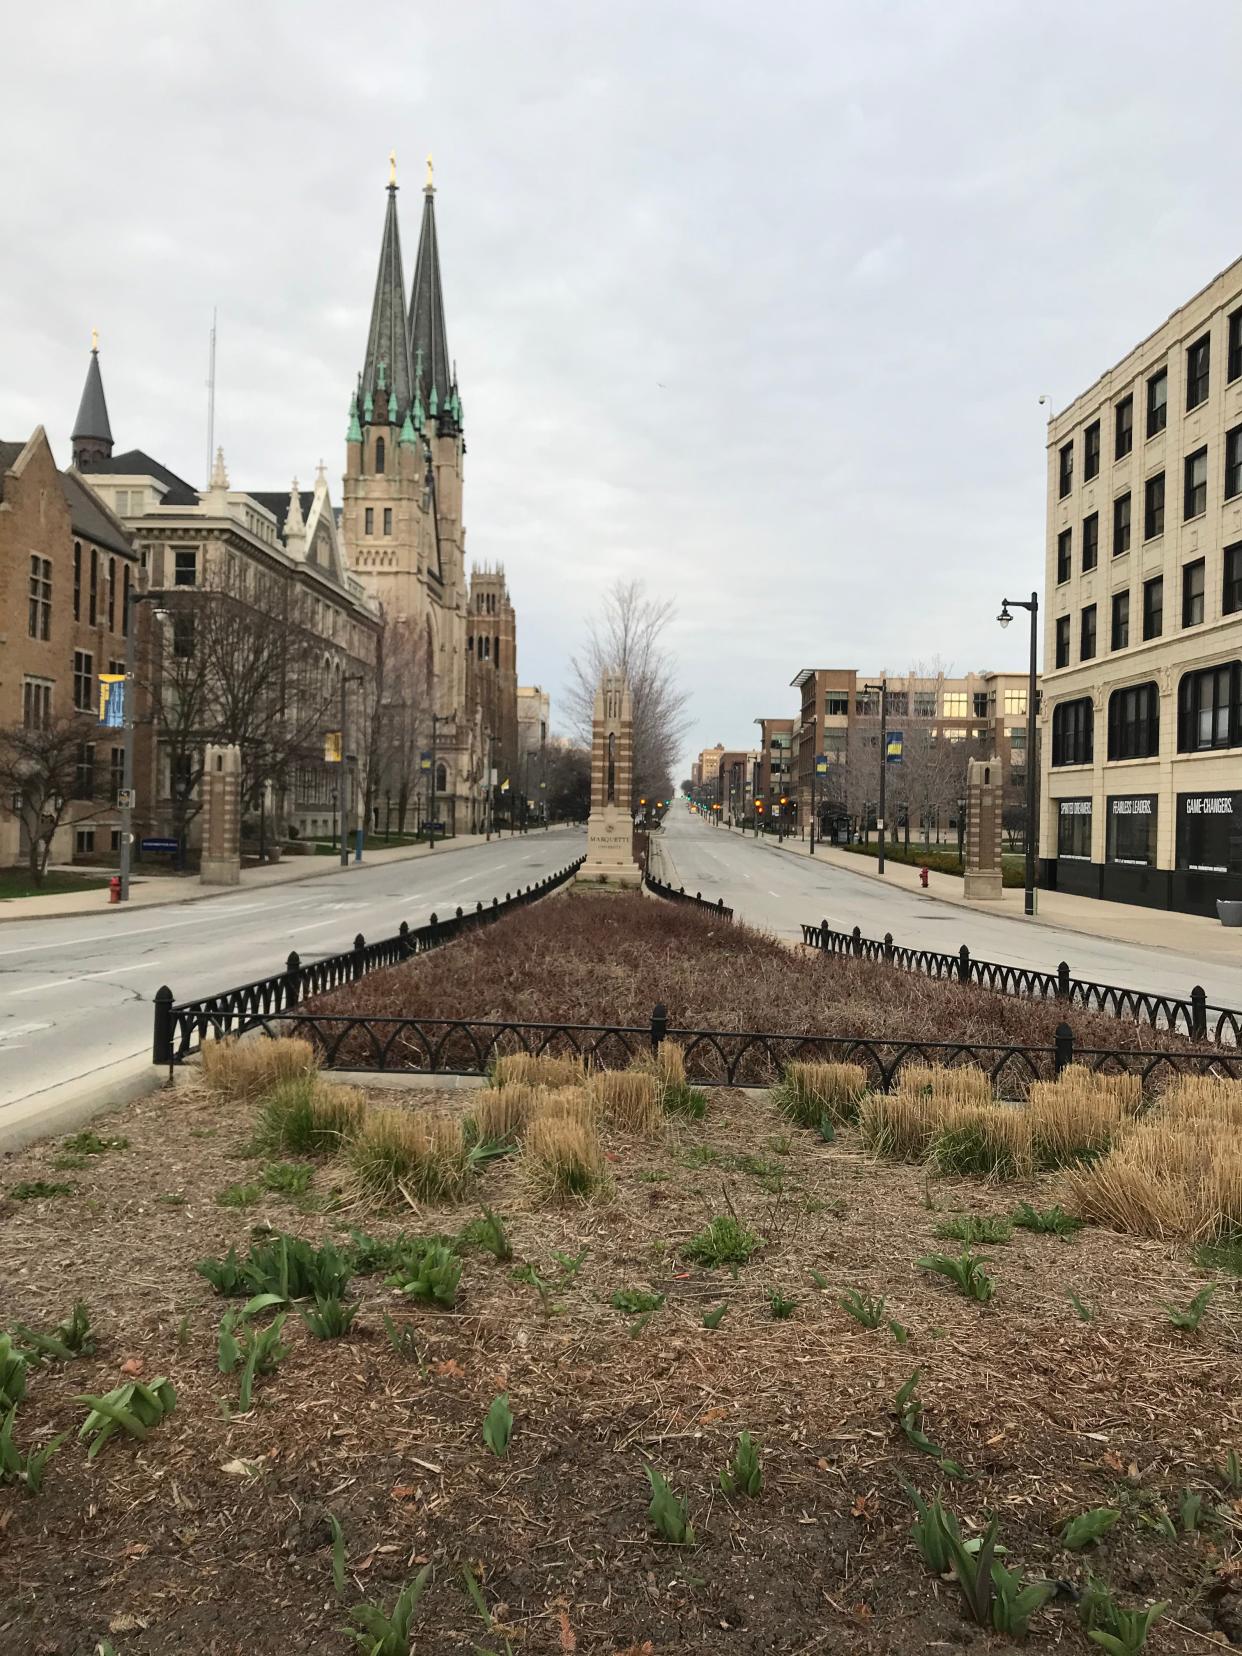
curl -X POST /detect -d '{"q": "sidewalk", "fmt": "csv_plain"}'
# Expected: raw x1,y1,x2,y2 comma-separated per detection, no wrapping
711,822,1242,964
0,829,559,923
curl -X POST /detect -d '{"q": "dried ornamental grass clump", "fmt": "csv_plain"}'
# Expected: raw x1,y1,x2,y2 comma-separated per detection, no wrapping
346,1107,469,1204
631,1041,709,1117
898,1064,993,1108
200,1035,315,1101
490,1053,587,1091
776,1061,868,1129
521,1115,606,1201
932,1102,1034,1180
528,1085,597,1128
1158,1074,1242,1128
859,1090,946,1162
469,1083,541,1146
1065,1115,1242,1240
589,1069,663,1135
1027,1073,1132,1168
256,1075,365,1155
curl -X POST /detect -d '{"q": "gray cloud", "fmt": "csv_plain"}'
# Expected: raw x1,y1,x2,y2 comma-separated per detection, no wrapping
5,1,1242,778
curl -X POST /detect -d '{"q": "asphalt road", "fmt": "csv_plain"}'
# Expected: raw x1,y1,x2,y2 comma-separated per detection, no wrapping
0,828,585,1117
658,807,1242,1011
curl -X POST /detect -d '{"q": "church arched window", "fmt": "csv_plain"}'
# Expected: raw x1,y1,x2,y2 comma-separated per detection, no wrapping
436,763,448,793
374,436,386,475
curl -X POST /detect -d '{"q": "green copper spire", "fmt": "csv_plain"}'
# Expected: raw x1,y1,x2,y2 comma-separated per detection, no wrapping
357,167,414,422
388,389,398,421
413,386,425,427
399,409,417,446
347,401,362,443
408,175,453,416
429,383,439,417
363,389,373,422
377,360,387,391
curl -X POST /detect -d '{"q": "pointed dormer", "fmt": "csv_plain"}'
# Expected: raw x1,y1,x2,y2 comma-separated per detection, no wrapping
357,154,413,428
72,331,114,469
408,156,456,428
284,477,307,558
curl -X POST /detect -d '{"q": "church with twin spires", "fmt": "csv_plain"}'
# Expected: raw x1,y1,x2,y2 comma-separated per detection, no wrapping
343,155,519,833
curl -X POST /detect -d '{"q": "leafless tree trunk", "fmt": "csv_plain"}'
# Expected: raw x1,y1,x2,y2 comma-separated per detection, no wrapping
565,578,691,805
0,714,105,883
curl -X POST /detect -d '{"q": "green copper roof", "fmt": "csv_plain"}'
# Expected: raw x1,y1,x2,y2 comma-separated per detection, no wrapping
347,404,363,443
363,389,373,421
399,410,417,446
408,185,454,417
358,181,413,421
388,389,398,422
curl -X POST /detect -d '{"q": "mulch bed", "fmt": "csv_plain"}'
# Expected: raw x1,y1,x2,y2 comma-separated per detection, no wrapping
2,1077,1242,1654
300,891,1209,1084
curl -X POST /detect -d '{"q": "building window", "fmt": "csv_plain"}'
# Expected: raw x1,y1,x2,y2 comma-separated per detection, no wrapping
1147,368,1167,437
75,741,96,798
824,692,849,716
971,691,988,717
1186,334,1210,410
1143,472,1165,540
1052,697,1094,766
73,541,82,620
89,547,98,625
1226,425,1242,499
383,507,392,535
1084,420,1100,481
172,615,195,658
1079,605,1096,661
1184,446,1207,519
73,649,94,711
1111,589,1130,651
1108,796,1157,866
1143,575,1164,640
1081,511,1099,572
75,827,96,856
1057,798,1093,860
375,436,386,475
174,548,197,586
1108,682,1158,760
435,762,447,793
122,565,131,636
28,555,51,640
1224,544,1242,617
1114,395,1133,460
364,508,374,536
1178,661,1241,752
22,677,52,730
1058,441,1073,498
1004,689,1027,716
941,692,967,717
1057,527,1072,583
1231,308,1242,382
1112,491,1131,556
1182,558,1205,627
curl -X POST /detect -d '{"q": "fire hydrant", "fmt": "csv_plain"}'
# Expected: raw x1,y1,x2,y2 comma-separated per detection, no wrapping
919,865,929,889
109,875,122,904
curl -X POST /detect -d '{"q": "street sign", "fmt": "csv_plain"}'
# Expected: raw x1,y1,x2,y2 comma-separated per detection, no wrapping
324,731,341,763
886,730,904,764
98,674,125,728
141,837,179,853
116,788,136,809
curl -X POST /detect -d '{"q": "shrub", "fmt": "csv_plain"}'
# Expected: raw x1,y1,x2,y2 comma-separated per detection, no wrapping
775,1061,867,1129
898,1064,993,1107
858,1092,942,1162
256,1076,365,1156
932,1103,1033,1179
589,1070,663,1135
1028,1072,1132,1167
521,1116,605,1201
1066,1117,1242,1240
490,1053,586,1090
201,1035,315,1101
347,1108,469,1204
469,1083,539,1145
682,1215,762,1267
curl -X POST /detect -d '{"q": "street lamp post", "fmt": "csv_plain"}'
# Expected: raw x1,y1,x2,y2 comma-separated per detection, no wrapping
337,672,364,868
428,711,451,849
863,678,888,875
117,588,171,901
998,590,1040,916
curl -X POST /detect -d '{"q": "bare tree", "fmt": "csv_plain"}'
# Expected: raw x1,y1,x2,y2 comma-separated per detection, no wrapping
0,714,104,884
543,738,591,822
565,578,691,805
366,613,433,833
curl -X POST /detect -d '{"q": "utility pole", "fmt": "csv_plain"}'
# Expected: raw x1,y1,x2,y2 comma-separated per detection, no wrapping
427,711,450,848
116,588,170,901
863,678,888,874
337,672,349,867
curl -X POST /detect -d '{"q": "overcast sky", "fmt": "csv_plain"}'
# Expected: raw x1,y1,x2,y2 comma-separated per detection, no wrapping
5,1,1242,778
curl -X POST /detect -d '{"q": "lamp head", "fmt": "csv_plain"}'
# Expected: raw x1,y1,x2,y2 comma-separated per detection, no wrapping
997,602,1012,629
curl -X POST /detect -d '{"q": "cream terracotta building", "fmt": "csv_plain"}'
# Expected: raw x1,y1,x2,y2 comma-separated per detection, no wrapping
1041,254,1242,915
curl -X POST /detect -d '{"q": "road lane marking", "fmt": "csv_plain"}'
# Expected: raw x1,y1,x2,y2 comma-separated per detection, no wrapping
9,977,77,996
0,1021,53,1042
0,904,267,959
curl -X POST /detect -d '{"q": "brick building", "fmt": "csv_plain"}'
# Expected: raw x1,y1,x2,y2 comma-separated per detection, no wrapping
467,566,518,821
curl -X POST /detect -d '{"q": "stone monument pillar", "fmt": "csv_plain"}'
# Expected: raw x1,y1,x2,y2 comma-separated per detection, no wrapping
200,743,242,885
576,674,640,887
963,755,1004,901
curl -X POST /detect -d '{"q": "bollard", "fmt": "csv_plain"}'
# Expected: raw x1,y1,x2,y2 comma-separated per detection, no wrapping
1053,1022,1074,1076
957,943,971,984
1191,986,1208,1042
152,985,174,1068
285,950,302,1007
883,931,894,964
353,933,366,981
651,1002,668,1053
1056,960,1071,1000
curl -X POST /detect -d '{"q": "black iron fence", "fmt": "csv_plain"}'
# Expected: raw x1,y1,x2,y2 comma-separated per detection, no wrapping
644,870,733,921
202,1000,1242,1095
153,856,585,1067
799,917,1242,1048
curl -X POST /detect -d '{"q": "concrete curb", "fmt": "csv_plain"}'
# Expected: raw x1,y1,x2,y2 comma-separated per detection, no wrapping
0,1052,169,1155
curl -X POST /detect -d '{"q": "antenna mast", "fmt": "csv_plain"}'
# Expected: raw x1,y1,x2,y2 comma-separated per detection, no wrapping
206,308,218,486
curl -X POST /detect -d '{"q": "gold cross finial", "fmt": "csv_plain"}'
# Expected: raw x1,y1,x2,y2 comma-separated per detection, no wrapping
91,327,99,352
388,150,397,186
425,153,434,189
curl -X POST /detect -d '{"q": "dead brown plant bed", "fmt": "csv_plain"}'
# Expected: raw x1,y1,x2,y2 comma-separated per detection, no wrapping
299,890,1207,1085
2,1073,1241,1655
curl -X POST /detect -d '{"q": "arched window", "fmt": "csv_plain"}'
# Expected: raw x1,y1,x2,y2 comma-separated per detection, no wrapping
1107,681,1160,760
435,763,448,793
1178,661,1242,752
375,436,386,475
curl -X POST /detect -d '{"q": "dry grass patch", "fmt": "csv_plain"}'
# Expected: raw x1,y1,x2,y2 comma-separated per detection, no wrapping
256,1075,365,1156
520,1114,606,1202
1066,1113,1242,1240
898,1063,993,1107
490,1052,587,1090
200,1035,315,1101
469,1082,540,1145
528,1084,597,1128
589,1069,663,1135
859,1089,944,1161
345,1106,469,1205
932,1100,1034,1180
1158,1074,1242,1128
1027,1070,1133,1168
775,1060,867,1128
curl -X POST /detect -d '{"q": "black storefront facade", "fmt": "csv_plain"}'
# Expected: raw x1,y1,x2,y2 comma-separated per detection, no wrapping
1042,786,1242,916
